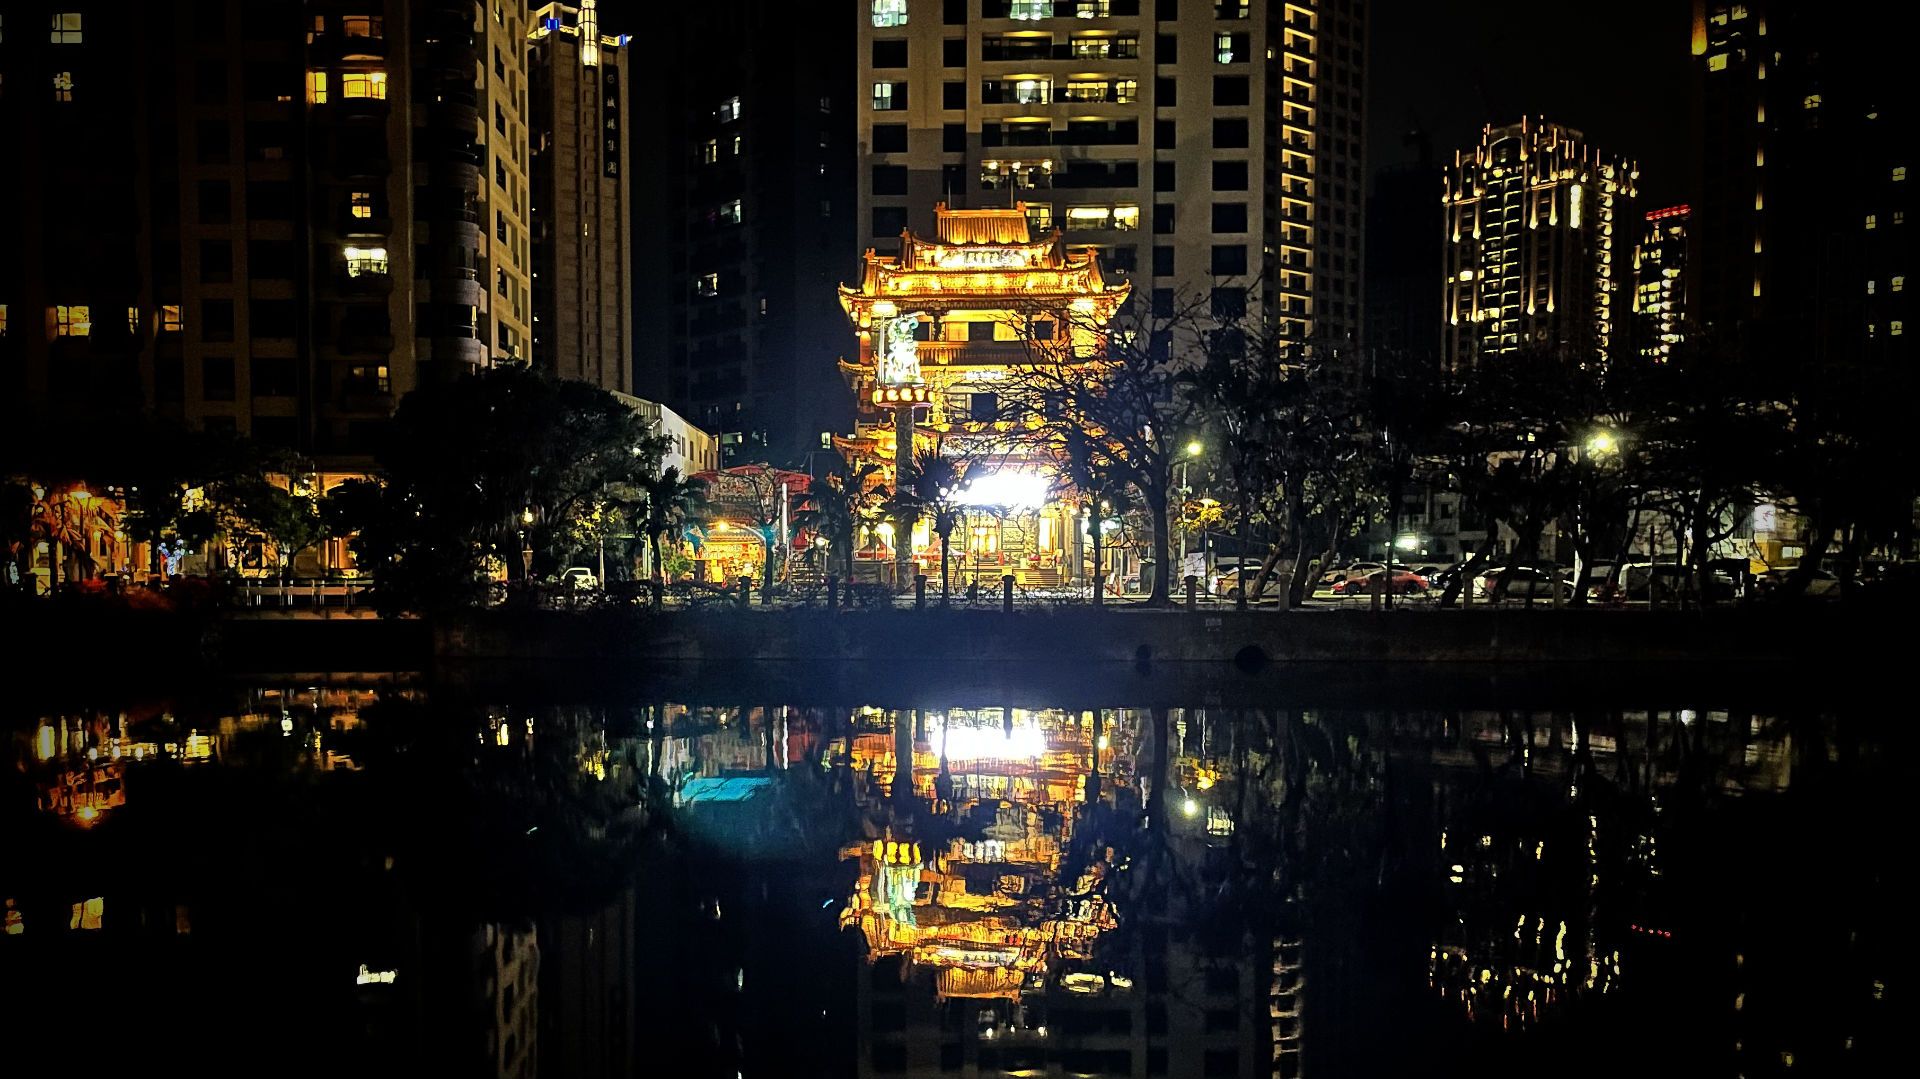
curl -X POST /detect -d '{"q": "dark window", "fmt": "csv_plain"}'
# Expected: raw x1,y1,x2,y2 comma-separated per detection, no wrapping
1213,117,1249,148
1153,204,1174,233
944,123,966,152
1212,161,1248,190
1213,76,1250,106
1155,119,1175,147
943,81,966,109
251,357,296,396
194,61,227,105
1153,245,1174,276
1155,76,1176,106
944,38,966,66
873,39,908,67
199,241,233,283
946,0,967,23
1156,33,1176,62
873,124,908,153
1211,287,1246,319
202,356,235,400
968,321,997,341
873,206,908,237
1203,1050,1239,1077
243,62,288,103
251,299,296,338
942,163,965,192
872,165,909,195
249,240,296,280
871,1044,906,1072
1110,245,1137,272
1205,244,1251,274
1148,1048,1169,1076
1205,1008,1240,1032
246,180,294,220
202,300,235,342
196,120,230,164
156,356,185,402
245,121,290,162
1212,202,1248,231
1154,161,1175,190
1152,288,1174,316
1162,0,1178,16
198,181,231,224
1214,0,1248,17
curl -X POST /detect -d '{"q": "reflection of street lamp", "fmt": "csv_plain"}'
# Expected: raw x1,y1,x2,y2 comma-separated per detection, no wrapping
519,507,535,583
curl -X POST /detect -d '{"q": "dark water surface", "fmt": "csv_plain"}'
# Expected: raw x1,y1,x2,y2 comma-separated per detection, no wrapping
4,677,1909,1077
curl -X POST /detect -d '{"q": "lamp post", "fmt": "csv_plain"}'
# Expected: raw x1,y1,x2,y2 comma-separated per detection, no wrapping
1176,441,1202,578
519,506,535,586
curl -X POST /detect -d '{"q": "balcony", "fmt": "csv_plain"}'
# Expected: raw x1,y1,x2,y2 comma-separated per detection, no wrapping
310,31,388,63
428,272,486,307
339,213,392,239
428,335,489,367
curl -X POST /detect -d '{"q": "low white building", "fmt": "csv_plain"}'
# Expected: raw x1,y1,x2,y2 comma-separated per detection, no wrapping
616,394,718,476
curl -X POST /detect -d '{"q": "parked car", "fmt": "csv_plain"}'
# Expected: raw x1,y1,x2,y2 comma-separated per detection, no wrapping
559,566,599,590
1333,569,1430,596
1475,565,1574,602
1618,562,1739,603
1217,565,1279,600
1756,567,1839,599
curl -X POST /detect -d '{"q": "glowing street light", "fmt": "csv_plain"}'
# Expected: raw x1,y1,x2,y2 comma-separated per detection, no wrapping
1395,534,1421,552
1184,440,1204,458
1181,795,1201,818
1586,430,1618,456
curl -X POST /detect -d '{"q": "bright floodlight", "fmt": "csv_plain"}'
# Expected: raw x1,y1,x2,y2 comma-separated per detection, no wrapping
958,470,1049,509
939,720,1048,761
1181,796,1201,818
1394,534,1420,551
1185,441,1204,457
1587,431,1617,455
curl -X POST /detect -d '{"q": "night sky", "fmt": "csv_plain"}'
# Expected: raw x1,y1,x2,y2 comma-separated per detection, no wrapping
1366,0,1693,206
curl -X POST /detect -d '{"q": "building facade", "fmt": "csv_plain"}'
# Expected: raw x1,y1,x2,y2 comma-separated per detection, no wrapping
632,0,857,465
0,1,536,465
1442,118,1638,369
1633,204,1689,363
528,1,633,394
1689,1,1913,370
858,0,1367,353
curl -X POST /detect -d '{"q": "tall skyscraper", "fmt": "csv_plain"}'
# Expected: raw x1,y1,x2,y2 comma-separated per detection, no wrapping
0,1,537,464
1689,1,1913,369
1633,204,1689,363
1442,118,1638,368
856,0,1368,351
528,1,634,394
631,1,856,466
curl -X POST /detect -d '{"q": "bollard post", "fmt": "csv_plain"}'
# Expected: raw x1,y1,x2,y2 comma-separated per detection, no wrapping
826,574,839,609
1185,575,1199,609
1093,572,1106,607
1002,574,1015,613
739,576,752,608
915,574,928,610
1370,578,1383,611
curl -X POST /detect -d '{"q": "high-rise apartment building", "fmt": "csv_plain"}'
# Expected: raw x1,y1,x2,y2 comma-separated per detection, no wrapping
1689,1,1912,369
0,1,535,464
1442,118,1638,368
857,0,1367,352
632,1,857,466
1633,204,1689,363
528,1,633,393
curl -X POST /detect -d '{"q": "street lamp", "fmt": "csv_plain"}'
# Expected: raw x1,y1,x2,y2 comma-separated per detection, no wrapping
1586,430,1618,457
1177,442,1203,576
519,506,535,584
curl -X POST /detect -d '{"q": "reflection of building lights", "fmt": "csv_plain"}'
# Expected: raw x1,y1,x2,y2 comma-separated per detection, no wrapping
355,964,398,985
76,806,100,823
1096,734,1110,751
35,724,56,761
938,720,1047,761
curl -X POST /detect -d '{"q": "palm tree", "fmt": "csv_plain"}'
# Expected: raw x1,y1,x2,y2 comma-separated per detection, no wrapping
639,468,707,591
792,461,882,583
896,451,974,606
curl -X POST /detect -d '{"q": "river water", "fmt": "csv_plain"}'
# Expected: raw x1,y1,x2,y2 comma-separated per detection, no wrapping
4,679,1908,1076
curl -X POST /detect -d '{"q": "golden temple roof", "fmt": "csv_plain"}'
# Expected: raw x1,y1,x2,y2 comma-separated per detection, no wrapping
934,204,1033,245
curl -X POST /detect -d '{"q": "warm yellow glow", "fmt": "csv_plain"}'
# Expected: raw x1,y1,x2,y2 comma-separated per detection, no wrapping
305,70,327,104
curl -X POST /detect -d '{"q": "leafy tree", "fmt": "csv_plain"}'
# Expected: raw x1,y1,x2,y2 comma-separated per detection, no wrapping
891,449,976,606
639,466,708,590
791,459,883,583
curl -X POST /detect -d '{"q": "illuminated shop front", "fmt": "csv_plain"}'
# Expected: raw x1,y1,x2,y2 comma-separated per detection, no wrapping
835,204,1129,588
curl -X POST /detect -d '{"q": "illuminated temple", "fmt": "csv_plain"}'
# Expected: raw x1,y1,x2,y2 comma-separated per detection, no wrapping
836,204,1130,587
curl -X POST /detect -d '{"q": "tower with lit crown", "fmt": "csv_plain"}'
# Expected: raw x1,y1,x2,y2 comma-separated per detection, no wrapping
1442,119,1638,368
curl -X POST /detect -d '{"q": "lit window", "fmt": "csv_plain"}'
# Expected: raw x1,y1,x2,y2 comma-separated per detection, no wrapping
306,71,328,104
1865,214,1877,230
1076,0,1111,16
70,897,104,931
871,0,908,27
341,14,383,38
1217,33,1238,63
1066,206,1112,230
696,273,720,297
344,246,389,276
1113,205,1140,230
340,71,387,100
53,305,91,337
348,365,391,393
127,306,140,334
1113,79,1137,103
1868,280,1877,294
731,134,742,155
1011,0,1050,19
53,71,74,103
702,138,718,164
50,12,82,44
307,14,325,42
871,82,901,110
350,191,375,218
0,305,8,336
1803,93,1821,109
715,96,741,122
1894,276,1906,292
718,199,743,225
1895,166,1908,182
1013,78,1052,104
1894,321,1906,336
1707,53,1727,72
1026,203,1053,231
162,305,182,332
1897,211,1907,226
